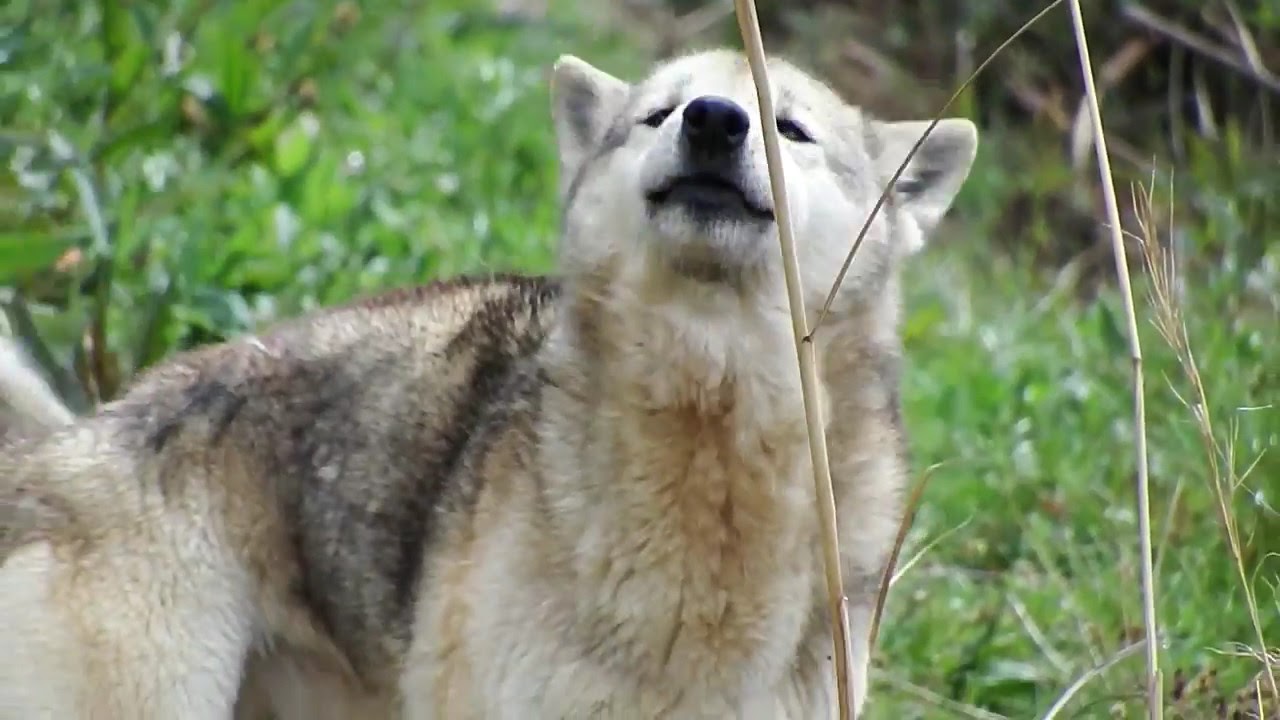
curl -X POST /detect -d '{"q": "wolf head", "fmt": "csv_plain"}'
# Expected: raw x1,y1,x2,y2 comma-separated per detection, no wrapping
549,48,977,317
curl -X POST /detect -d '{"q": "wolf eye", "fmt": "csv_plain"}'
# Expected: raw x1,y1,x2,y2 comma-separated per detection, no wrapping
777,117,814,144
641,107,674,128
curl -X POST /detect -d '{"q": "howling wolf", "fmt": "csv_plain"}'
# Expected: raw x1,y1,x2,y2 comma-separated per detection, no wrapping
0,47,977,719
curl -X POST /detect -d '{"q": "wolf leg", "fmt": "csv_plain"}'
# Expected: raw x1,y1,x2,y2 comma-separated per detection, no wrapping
0,529,255,720
846,599,873,720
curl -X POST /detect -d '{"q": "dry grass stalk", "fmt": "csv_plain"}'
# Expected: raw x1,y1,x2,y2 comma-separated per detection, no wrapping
811,0,1065,336
1130,181,1280,702
1040,640,1150,720
872,669,1011,720
820,0,1072,707
729,3,1080,715
868,466,935,651
1064,2,1162,717
728,1,855,716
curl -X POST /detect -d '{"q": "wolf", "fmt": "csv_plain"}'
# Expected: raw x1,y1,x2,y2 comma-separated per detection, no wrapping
0,47,977,719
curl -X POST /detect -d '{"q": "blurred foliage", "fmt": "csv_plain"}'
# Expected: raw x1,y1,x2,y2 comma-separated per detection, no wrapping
1,0,637,404
1,0,1276,718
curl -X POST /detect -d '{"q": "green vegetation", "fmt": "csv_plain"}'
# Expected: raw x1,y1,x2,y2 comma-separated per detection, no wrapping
2,0,1275,717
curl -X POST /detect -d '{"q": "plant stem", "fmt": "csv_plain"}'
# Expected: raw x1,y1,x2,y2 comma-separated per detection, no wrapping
1064,2,1161,718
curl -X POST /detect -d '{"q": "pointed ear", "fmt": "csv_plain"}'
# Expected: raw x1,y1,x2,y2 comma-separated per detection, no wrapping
550,55,629,199
875,118,979,253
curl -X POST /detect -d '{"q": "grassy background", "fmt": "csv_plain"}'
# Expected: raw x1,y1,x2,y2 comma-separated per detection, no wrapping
2,0,1276,717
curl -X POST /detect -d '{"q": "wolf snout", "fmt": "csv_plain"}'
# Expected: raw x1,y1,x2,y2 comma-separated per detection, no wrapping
682,96,749,159
644,95,773,223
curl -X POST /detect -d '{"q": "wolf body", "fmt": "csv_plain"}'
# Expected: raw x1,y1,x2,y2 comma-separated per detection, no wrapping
0,48,977,719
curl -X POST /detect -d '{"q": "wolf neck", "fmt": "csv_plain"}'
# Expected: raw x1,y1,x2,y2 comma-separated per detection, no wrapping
534,273,831,682
568,264,813,437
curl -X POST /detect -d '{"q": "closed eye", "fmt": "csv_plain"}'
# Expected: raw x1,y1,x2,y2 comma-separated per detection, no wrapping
777,117,814,144
641,107,675,128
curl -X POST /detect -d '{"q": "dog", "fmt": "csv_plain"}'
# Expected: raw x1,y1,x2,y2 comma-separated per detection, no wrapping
0,47,978,719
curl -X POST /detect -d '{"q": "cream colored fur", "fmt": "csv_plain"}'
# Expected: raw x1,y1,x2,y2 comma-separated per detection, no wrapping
0,48,977,719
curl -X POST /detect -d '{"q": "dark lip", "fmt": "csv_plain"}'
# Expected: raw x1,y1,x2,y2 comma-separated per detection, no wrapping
645,173,775,221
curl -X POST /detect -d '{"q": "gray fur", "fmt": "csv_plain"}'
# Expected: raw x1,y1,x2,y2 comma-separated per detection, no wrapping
0,47,977,719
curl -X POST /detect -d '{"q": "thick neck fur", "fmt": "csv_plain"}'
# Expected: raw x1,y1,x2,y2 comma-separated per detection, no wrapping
532,257,900,695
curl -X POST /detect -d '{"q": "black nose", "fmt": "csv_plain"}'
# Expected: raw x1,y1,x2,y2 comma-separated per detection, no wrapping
681,96,749,158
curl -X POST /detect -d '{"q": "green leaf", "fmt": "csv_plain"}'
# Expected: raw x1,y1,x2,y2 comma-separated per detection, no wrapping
0,231,77,283
1091,300,1128,355
273,122,313,179
175,286,253,337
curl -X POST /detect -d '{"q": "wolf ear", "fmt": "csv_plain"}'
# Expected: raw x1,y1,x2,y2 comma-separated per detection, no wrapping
550,55,629,199
875,119,978,254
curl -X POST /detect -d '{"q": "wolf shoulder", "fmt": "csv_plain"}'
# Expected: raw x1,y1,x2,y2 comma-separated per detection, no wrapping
35,274,560,487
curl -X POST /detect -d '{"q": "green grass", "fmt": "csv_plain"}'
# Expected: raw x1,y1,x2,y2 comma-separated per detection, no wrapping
3,1,1276,718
